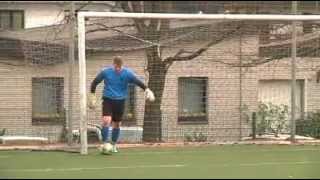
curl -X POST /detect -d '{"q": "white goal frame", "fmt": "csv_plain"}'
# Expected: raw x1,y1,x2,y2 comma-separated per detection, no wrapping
77,12,320,155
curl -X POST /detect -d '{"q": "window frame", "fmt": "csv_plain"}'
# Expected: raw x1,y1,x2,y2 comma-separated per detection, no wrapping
32,77,65,126
0,10,25,30
178,77,208,124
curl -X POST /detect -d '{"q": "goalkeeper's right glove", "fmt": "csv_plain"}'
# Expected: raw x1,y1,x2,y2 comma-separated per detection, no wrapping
145,88,155,102
88,93,97,109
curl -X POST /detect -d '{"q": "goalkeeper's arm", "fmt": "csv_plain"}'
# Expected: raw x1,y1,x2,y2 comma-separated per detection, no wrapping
88,72,104,109
90,71,104,94
132,77,147,91
128,71,155,102
127,69,147,90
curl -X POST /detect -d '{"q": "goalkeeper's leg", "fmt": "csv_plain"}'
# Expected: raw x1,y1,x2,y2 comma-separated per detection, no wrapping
111,121,121,153
101,99,112,143
110,99,125,153
101,116,111,143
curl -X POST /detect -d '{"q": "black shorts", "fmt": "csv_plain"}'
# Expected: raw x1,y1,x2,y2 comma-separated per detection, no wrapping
102,97,125,122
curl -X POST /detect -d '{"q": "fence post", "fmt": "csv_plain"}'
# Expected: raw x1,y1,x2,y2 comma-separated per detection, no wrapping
252,112,256,139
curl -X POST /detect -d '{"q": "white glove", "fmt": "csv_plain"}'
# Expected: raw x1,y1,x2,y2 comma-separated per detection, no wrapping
145,88,155,102
88,93,97,109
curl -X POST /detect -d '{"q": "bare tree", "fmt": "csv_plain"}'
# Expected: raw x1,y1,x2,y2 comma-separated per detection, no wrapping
80,1,309,142
118,1,304,142
117,1,243,141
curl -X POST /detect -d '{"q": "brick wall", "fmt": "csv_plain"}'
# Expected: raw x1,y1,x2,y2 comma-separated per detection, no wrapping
1,36,320,143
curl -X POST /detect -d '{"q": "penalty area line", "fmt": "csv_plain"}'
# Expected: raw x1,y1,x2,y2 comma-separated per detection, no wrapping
0,164,187,172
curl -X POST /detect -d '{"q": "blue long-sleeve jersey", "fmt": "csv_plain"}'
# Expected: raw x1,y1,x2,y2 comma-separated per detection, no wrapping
90,66,146,100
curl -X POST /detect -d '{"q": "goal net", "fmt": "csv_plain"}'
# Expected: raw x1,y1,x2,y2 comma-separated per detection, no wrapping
77,12,320,154
1,11,320,154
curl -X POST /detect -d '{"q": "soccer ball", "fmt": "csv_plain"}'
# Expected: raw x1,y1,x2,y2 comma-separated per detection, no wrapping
99,143,112,155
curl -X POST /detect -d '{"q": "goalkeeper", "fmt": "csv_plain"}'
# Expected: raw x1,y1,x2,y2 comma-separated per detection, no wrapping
89,56,155,153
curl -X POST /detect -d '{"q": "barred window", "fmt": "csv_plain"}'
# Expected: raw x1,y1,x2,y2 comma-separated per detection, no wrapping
0,10,24,30
32,77,65,125
178,77,208,123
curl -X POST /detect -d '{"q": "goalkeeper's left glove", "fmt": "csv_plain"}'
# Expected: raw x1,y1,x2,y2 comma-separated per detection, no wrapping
145,88,155,102
88,93,97,109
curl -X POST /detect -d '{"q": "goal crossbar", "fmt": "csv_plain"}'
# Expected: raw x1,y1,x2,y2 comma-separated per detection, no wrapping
78,12,320,21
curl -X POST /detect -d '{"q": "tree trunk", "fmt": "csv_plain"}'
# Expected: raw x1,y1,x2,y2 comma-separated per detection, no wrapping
142,47,167,142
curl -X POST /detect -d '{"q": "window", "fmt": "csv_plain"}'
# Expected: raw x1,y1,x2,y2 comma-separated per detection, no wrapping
178,77,208,123
0,10,24,30
299,1,319,10
32,77,65,125
172,1,201,13
172,1,224,14
122,84,136,126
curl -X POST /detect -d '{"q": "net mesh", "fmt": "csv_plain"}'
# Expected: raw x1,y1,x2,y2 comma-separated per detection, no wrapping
0,2,320,151
83,15,320,143
0,25,70,143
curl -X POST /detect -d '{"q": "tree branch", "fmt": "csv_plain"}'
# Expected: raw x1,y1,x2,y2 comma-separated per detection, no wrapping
163,25,241,63
162,20,303,68
85,23,135,33
89,23,160,47
120,1,146,33
0,61,25,67
228,57,280,67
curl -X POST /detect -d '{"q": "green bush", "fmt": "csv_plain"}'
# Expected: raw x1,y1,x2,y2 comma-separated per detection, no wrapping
184,133,193,142
184,132,207,142
0,129,6,136
256,102,290,137
296,111,320,139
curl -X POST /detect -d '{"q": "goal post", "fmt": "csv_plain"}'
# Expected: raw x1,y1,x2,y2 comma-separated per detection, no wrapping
77,13,88,155
77,12,320,155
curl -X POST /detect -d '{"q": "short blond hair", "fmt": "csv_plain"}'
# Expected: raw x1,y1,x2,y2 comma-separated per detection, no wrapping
113,56,123,66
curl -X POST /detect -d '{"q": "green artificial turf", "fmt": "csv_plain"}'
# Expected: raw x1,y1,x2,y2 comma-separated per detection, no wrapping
0,144,319,179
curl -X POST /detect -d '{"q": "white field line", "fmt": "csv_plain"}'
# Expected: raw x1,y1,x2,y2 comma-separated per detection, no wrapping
0,164,186,172
118,148,320,155
1,148,318,157
214,161,320,168
1,161,320,173
0,148,318,157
